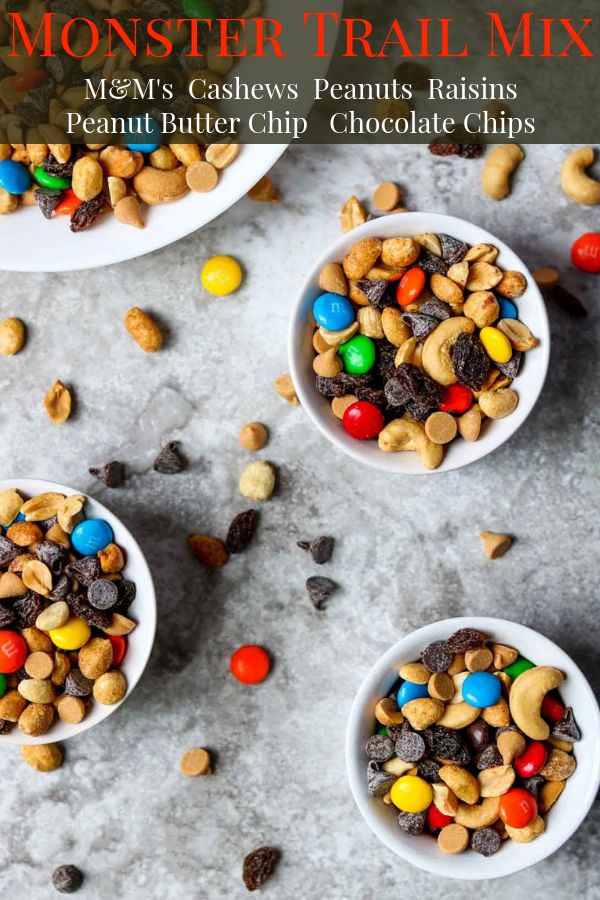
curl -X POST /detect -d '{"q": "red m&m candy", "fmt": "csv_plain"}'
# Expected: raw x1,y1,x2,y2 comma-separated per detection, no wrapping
108,635,127,667
0,630,27,673
513,740,547,778
396,267,426,307
571,232,600,273
439,384,472,415
541,694,565,723
499,788,537,828
343,401,384,440
230,645,270,684
427,803,454,830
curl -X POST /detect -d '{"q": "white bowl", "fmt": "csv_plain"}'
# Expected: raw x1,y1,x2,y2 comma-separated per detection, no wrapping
345,616,600,880
288,213,551,475
0,478,156,745
0,144,287,273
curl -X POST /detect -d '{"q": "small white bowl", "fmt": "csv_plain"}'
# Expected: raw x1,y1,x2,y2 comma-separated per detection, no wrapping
0,478,156,745
288,213,550,475
346,617,600,879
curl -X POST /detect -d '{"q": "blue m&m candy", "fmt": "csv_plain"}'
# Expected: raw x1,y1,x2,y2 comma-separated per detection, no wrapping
0,159,32,195
397,680,429,706
71,519,113,555
125,116,162,153
312,293,354,331
498,298,518,320
462,672,502,709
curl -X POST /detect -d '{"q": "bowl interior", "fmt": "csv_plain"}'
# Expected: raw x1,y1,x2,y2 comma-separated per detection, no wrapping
346,617,600,880
289,213,551,475
0,478,156,745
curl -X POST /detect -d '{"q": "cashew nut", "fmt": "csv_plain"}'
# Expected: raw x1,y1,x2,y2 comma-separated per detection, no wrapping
432,783,459,817
482,144,524,201
561,147,600,205
422,317,475,385
505,815,545,843
509,665,564,739
454,796,500,828
478,389,519,420
477,764,515,797
438,765,480,805
378,419,443,470
132,166,189,205
437,701,481,729
449,671,468,704
382,757,413,777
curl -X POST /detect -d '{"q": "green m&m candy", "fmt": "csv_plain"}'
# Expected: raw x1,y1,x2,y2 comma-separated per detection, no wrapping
33,166,71,190
503,656,535,679
0,673,6,698
338,335,376,375
182,0,216,17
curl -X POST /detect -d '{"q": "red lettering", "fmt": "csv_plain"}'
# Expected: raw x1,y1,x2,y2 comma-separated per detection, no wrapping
106,17,139,56
379,21,413,57
488,12,533,57
304,12,338,58
10,12,53,57
62,18,99,58
559,18,593,57
255,18,285,58
218,18,246,58
343,18,379,58
146,19,173,58
439,18,468,57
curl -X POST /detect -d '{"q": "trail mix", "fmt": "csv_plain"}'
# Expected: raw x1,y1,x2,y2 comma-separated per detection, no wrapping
0,488,136,738
366,628,580,856
312,231,540,469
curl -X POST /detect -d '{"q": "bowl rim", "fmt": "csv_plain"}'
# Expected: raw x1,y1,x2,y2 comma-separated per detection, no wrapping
345,616,600,880
0,477,157,744
288,211,551,475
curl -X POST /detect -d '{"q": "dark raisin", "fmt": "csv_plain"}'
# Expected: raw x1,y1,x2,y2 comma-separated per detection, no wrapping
384,377,409,409
315,376,345,399
428,142,460,156
0,718,15,734
365,734,395,762
421,640,453,673
65,556,101,587
88,579,119,610
226,510,258,554
445,628,488,653
398,811,426,835
67,593,111,629
50,574,70,601
36,541,67,575
395,363,443,415
338,373,375,394
89,461,125,488
13,592,44,628
386,724,406,743
424,726,470,765
496,351,522,379
306,576,337,611
548,285,587,318
417,759,441,783
459,144,485,159
417,249,449,276
43,150,77,179
70,195,105,233
465,718,489,751
395,731,426,763
551,707,581,742
376,342,399,383
52,864,84,894
521,775,544,798
355,386,385,406
153,441,185,474
475,744,503,770
401,313,438,342
0,536,19,566
439,234,468,265
471,827,501,857
420,299,452,321
64,669,94,697
353,279,390,308
367,760,396,797
0,603,16,627
452,333,490,391
34,187,63,219
242,847,278,892
116,580,136,611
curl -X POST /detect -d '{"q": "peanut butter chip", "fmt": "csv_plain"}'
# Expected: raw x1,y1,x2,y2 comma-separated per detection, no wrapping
180,747,212,777
532,267,559,289
425,412,458,445
438,823,469,854
480,531,513,559
56,695,86,724
238,422,268,452
465,646,493,672
373,181,402,212
186,161,219,193
331,395,357,419
24,651,54,680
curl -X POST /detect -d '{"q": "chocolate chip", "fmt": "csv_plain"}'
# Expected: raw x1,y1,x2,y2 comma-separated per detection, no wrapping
226,509,258,554
367,760,396,797
36,541,67,575
298,536,334,565
116,579,136,611
242,847,278,892
306,576,337,611
0,603,16,627
551,707,581,742
496,351,522,379
521,775,544,798
475,744,503,770
470,827,501,857
417,249,449,276
439,233,468,265
365,734,394,763
398,811,426,835
153,441,185,474
0,718,15,734
395,730,426,763
421,640,453,673
417,758,441,783
13,592,44,628
67,593,111,629
34,187,63,219
89,461,125,488
0,536,19,566
419,299,452,321
50,574,70,601
402,313,439,341
464,718,489,752
353,279,389,308
88,579,119,610
445,628,488,653
64,669,94,697
52,864,84,894
65,556,101,587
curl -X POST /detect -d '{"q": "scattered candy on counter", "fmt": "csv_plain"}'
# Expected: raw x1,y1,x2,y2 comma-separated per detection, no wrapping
201,255,244,297
365,627,580,856
571,232,600,274
479,531,513,560
230,645,271,684
43,380,72,426
0,489,137,738
239,422,269,452
243,846,279,892
180,747,212,777
306,575,338,611
274,373,299,406
52,864,84,894
297,536,335,565
311,230,540,468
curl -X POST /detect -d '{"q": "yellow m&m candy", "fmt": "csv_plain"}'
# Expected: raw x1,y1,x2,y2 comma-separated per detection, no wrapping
201,255,243,296
480,326,513,364
49,617,91,650
390,775,433,813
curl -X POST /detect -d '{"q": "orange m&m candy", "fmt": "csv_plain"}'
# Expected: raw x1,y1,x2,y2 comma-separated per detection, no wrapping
230,645,270,684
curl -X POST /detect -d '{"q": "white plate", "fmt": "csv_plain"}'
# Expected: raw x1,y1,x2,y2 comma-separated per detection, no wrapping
0,143,287,273
0,478,156,745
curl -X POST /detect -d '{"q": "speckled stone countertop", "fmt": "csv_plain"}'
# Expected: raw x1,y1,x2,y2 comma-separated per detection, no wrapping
0,144,598,899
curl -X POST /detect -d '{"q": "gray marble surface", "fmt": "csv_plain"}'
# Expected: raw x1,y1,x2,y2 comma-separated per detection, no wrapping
0,144,598,899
